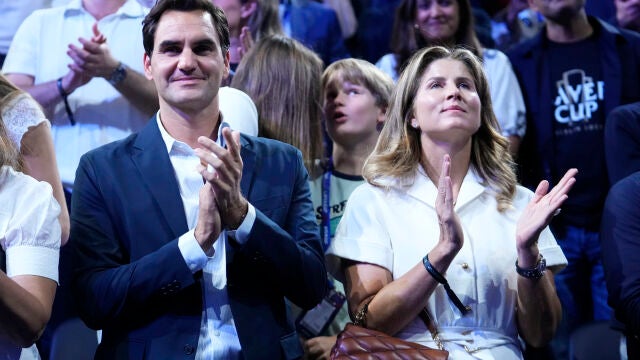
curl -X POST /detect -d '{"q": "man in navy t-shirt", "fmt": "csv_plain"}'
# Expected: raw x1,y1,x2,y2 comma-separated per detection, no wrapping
508,0,640,357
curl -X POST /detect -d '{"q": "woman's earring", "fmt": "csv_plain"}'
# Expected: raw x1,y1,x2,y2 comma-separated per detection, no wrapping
414,23,420,29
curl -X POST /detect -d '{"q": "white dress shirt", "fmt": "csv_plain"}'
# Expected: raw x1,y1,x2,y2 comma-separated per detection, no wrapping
156,114,257,359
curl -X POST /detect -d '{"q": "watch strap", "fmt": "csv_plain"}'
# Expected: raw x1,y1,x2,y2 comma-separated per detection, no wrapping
515,254,546,280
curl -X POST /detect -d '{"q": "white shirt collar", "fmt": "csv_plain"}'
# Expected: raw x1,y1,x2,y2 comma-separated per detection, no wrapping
156,111,230,154
404,165,488,211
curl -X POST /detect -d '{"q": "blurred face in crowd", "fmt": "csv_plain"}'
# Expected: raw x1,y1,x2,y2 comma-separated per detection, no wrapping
323,78,385,146
211,0,253,35
144,10,230,113
528,0,585,23
411,58,481,145
415,0,460,44
615,0,640,31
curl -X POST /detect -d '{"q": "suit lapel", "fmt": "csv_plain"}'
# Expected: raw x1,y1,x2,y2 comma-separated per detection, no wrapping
131,118,188,239
239,135,256,199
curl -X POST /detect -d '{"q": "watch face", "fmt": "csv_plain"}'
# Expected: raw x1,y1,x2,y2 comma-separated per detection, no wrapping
109,63,127,85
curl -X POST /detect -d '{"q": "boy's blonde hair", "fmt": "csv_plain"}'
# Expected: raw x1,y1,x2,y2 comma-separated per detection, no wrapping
321,58,394,110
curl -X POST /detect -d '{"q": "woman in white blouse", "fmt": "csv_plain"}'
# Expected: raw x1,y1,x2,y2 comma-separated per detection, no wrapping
0,74,68,244
327,46,574,359
0,101,61,358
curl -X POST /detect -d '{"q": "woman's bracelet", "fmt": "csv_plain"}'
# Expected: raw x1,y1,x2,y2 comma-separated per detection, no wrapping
423,253,471,314
57,77,75,126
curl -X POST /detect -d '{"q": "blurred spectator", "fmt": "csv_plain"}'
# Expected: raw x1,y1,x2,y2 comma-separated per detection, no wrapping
491,0,544,52
347,0,402,63
279,0,350,66
0,2,53,67
605,102,640,185
615,0,640,33
601,171,640,360
472,5,495,48
508,0,640,358
0,74,69,245
231,34,324,177
376,0,526,155
212,0,282,77
2,0,157,193
319,0,358,39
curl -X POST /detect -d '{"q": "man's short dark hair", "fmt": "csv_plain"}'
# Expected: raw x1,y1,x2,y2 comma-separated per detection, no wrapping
142,0,230,57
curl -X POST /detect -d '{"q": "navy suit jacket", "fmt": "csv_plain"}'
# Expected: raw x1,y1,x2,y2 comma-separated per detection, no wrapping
601,171,640,338
287,1,349,65
605,101,640,185
70,118,327,359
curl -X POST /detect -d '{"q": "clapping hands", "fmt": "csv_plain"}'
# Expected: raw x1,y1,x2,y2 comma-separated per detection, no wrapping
516,168,578,251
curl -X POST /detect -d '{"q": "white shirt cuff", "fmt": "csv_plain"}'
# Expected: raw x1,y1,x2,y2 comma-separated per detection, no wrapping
6,245,59,284
227,203,256,245
178,229,210,273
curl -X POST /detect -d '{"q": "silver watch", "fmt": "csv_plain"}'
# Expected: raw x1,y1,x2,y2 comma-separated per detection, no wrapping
108,62,127,86
515,254,547,280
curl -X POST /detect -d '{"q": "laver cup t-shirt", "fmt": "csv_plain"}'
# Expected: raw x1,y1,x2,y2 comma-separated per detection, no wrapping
548,34,608,229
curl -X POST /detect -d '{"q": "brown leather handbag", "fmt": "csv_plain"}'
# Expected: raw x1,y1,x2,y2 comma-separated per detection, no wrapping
330,306,449,360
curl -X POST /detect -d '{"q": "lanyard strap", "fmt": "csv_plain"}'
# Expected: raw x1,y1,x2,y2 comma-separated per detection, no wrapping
321,159,333,252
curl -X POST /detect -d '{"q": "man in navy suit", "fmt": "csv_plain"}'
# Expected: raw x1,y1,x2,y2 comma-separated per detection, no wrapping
70,1,327,359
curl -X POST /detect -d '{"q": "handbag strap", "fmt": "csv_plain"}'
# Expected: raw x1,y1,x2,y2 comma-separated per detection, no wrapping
419,307,445,351
0,247,5,273
354,299,445,351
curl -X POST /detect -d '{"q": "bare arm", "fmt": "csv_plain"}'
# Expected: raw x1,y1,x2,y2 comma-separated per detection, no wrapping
20,122,70,245
107,63,158,116
344,155,463,335
0,273,57,348
4,73,86,117
7,24,158,117
515,169,577,346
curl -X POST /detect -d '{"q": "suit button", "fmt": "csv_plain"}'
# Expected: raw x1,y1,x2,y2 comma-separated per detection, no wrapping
184,344,194,355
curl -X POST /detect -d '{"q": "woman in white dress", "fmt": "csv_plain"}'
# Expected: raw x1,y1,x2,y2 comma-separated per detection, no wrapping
376,0,526,155
0,74,68,244
0,93,61,359
327,46,573,359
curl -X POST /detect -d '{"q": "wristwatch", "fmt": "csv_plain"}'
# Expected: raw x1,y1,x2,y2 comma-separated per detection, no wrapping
515,254,547,280
108,62,127,86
